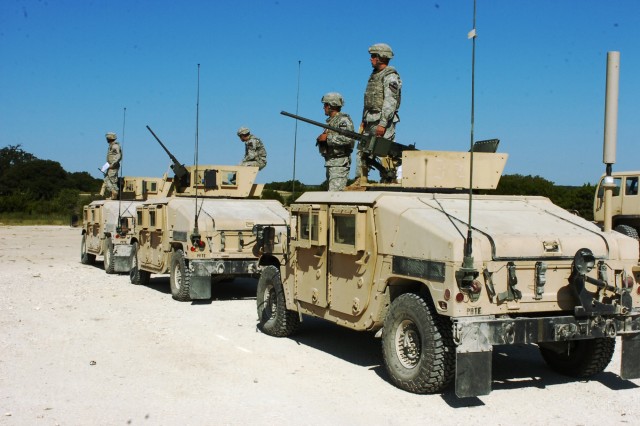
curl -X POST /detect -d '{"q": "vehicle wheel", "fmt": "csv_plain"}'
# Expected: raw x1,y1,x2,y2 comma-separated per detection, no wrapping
80,234,96,265
170,249,192,301
381,293,455,394
103,237,115,274
539,338,615,377
614,224,639,240
256,265,300,337
129,242,150,286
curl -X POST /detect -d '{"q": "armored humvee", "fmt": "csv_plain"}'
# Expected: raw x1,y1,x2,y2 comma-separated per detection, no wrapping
255,146,640,397
128,128,289,302
80,176,166,273
594,171,640,239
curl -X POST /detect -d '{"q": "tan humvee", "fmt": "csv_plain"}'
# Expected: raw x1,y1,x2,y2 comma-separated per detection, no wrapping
129,164,289,302
255,149,640,397
80,176,166,273
594,171,640,239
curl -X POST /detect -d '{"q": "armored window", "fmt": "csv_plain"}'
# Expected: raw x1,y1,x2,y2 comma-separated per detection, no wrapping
299,212,319,242
333,215,356,246
625,177,638,196
330,207,366,255
149,211,156,228
222,170,237,187
137,210,143,227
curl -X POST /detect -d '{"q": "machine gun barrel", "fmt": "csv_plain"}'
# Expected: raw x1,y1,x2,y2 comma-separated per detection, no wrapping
146,125,189,181
280,110,415,158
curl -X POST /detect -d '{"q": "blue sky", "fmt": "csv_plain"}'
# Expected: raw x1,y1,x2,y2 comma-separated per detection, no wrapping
2,0,639,186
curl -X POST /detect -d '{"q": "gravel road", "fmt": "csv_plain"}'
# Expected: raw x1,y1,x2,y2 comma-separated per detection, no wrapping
1,226,639,425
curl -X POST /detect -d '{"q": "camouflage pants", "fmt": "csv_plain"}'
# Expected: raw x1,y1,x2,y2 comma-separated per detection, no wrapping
326,165,349,191
241,160,266,170
354,122,396,179
103,169,119,195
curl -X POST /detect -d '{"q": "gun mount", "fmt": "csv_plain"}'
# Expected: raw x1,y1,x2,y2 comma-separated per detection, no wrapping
281,111,507,191
146,125,263,198
146,125,190,188
282,111,416,183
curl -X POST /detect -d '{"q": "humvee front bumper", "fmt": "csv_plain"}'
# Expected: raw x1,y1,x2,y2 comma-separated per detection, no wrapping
188,258,260,299
453,311,640,397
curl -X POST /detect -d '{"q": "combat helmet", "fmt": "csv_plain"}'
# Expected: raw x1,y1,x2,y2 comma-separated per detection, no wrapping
237,127,250,136
321,92,344,108
368,43,394,59
105,132,117,141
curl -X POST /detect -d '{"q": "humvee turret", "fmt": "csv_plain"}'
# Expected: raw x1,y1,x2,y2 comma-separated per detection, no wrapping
594,171,640,239
255,117,640,397
128,128,289,302
80,176,166,273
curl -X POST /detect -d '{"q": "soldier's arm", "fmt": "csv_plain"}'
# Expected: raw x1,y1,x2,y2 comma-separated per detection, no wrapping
379,74,401,128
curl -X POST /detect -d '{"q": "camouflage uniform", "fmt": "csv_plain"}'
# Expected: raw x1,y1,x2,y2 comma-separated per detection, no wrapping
322,113,354,191
239,131,267,170
104,133,122,198
362,65,402,139
356,43,402,179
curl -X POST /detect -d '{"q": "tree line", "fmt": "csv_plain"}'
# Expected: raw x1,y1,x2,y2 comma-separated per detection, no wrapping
0,145,103,219
0,144,596,222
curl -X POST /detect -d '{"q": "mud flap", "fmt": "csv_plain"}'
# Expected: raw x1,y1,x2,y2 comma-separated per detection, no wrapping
112,244,134,273
455,351,492,397
189,275,212,300
620,334,640,380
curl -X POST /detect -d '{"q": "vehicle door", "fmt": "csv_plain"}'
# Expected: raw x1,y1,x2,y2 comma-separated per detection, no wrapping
290,204,329,307
139,203,166,272
327,205,375,317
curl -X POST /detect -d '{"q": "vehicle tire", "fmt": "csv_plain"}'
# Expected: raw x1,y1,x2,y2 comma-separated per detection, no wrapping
381,293,455,394
103,237,115,274
129,242,150,286
170,249,192,302
539,338,615,377
80,234,96,265
614,224,639,240
256,265,300,337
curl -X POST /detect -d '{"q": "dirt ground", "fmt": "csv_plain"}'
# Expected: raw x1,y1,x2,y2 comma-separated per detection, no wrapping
1,225,639,425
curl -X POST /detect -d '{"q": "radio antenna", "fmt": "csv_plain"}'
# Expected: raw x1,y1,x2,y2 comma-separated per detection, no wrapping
291,60,301,202
116,106,127,234
459,0,478,288
193,64,202,239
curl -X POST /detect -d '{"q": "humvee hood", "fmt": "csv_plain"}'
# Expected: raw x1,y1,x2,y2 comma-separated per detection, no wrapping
374,193,629,262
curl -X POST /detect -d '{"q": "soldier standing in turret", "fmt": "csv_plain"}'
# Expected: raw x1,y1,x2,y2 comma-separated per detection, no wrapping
103,132,122,199
355,43,402,181
316,93,354,191
237,127,267,170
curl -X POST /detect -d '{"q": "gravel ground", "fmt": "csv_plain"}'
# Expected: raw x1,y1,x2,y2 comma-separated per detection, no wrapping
1,225,639,425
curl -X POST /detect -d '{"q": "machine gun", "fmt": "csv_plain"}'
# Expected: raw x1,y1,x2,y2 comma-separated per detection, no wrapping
281,111,416,183
146,125,190,188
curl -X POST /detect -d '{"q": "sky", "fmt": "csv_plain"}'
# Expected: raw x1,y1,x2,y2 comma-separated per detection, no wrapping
1,0,639,187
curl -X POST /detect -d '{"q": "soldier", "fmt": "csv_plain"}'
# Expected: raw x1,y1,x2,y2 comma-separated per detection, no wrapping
103,132,121,199
316,93,354,191
237,127,267,170
356,42,402,181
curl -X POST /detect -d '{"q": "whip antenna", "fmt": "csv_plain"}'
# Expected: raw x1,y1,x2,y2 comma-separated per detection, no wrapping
116,106,127,234
459,0,478,289
193,64,201,237
291,60,301,201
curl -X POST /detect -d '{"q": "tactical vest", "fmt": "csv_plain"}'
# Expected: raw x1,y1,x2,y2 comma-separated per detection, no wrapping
323,113,354,158
363,66,401,112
